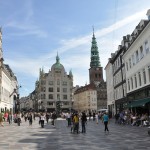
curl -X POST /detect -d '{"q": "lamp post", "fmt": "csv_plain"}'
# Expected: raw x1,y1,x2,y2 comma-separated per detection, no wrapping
56,96,61,116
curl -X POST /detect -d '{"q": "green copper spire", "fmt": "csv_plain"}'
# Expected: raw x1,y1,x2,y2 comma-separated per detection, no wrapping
52,52,64,70
56,52,60,63
90,28,101,68
69,69,73,77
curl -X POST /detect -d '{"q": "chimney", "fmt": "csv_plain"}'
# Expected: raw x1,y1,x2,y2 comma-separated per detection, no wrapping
146,9,150,20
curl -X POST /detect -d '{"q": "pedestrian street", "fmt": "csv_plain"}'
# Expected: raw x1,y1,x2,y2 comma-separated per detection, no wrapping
0,118,150,150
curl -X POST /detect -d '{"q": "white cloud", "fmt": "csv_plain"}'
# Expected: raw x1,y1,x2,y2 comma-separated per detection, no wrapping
5,8,150,92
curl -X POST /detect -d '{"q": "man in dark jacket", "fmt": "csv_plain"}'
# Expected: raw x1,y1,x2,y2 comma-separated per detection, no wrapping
81,112,87,133
51,112,57,126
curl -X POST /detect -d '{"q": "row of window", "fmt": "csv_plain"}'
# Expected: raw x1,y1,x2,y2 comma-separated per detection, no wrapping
112,52,124,74
47,101,69,106
86,91,96,95
126,40,149,71
113,57,121,73
49,81,68,85
41,87,68,92
40,94,68,100
127,66,150,91
113,67,125,86
114,84,126,100
41,80,68,86
97,94,107,98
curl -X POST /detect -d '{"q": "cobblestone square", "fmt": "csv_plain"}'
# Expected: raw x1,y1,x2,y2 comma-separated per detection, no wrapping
0,118,150,150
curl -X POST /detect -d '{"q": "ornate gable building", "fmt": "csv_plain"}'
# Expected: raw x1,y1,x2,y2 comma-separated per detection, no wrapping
37,54,73,112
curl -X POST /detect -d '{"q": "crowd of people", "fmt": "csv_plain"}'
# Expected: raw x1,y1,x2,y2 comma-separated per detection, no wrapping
115,111,150,127
64,111,109,134
0,111,58,128
0,110,110,134
2,110,149,134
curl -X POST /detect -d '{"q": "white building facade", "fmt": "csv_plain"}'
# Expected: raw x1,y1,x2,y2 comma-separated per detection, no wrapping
105,59,115,116
123,11,150,114
0,29,18,113
105,9,150,114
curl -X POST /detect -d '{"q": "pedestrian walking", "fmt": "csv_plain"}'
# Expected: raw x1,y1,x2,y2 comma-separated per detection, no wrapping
70,113,75,133
67,112,71,127
8,112,12,125
89,111,92,121
46,112,49,124
17,112,21,126
95,113,99,124
24,113,28,122
93,112,96,121
38,113,41,125
73,113,79,134
28,113,33,126
81,112,87,133
51,112,57,127
40,113,45,128
102,112,109,134
4,112,8,122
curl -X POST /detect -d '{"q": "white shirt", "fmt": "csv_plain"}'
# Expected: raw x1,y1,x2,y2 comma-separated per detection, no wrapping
41,115,45,120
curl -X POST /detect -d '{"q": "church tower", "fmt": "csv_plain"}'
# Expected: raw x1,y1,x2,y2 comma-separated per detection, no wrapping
89,28,103,84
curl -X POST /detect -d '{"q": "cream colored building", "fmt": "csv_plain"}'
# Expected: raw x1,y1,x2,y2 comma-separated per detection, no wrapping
73,84,97,113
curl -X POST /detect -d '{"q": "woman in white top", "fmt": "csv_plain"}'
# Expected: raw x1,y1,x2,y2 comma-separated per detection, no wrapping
40,113,45,128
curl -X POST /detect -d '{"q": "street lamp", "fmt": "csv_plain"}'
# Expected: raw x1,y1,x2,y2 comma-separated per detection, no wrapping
56,96,61,115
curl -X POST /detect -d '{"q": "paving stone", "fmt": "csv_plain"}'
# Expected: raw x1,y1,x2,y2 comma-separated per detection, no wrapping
0,118,150,150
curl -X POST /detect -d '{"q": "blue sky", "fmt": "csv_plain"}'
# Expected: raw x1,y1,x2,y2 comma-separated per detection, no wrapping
0,0,150,97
